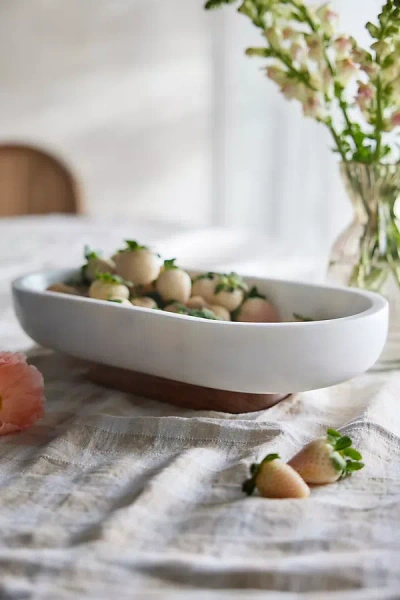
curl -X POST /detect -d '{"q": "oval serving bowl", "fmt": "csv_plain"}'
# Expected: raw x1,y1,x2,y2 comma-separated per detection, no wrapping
12,268,388,394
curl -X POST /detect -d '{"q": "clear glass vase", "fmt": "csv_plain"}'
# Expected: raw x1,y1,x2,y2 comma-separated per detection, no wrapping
328,162,400,370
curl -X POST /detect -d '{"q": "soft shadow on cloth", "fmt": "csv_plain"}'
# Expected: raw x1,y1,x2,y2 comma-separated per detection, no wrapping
0,349,398,598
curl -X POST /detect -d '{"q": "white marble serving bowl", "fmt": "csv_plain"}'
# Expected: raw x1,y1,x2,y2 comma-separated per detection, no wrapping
12,268,388,394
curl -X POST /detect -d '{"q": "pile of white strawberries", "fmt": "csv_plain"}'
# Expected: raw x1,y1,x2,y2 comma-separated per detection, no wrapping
47,240,280,323
243,429,364,499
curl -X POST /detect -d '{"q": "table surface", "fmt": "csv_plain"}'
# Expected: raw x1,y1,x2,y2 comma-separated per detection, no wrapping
0,215,399,600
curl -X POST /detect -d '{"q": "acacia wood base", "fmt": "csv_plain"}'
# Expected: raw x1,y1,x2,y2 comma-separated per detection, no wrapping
88,364,290,414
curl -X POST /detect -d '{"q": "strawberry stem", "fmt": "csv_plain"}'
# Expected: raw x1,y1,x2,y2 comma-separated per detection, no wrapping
95,272,132,286
293,313,314,322
242,454,281,495
261,453,280,464
84,245,101,261
242,478,256,496
247,286,267,300
327,428,341,438
123,240,148,252
164,258,178,271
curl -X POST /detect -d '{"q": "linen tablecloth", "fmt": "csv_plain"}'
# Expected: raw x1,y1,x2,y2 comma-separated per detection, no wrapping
0,216,399,600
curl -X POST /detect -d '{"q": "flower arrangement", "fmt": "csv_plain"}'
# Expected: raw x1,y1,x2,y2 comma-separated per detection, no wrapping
204,0,400,164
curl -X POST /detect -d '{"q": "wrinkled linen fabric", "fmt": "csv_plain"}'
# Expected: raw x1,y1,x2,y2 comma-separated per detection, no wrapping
0,216,398,599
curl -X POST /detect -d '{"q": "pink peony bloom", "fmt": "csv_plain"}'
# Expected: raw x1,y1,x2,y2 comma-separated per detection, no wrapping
0,352,45,435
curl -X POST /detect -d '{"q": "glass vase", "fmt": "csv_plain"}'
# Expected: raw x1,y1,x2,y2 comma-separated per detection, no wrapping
328,162,400,369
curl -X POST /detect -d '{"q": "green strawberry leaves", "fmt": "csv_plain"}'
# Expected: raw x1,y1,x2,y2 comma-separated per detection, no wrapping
247,286,267,300
242,478,256,496
164,258,178,271
95,272,132,286
84,245,101,261
167,303,220,320
81,245,102,284
342,447,362,461
193,271,219,282
334,436,352,451
120,240,148,253
215,272,248,294
293,313,314,322
242,454,280,496
326,429,364,479
261,453,280,464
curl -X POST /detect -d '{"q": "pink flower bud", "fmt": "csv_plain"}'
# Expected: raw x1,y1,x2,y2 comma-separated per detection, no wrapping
290,42,307,64
302,93,326,120
316,3,339,37
266,65,288,86
282,27,296,40
281,82,297,100
390,74,400,96
306,34,324,61
322,68,334,97
371,40,392,61
392,112,400,128
281,81,307,102
356,82,374,112
336,58,359,86
264,27,280,48
333,36,353,59
362,62,379,78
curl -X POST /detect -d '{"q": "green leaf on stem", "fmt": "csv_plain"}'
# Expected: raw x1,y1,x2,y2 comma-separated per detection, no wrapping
334,436,352,451
342,447,363,461
327,428,342,438
204,0,237,9
346,461,365,472
366,21,380,38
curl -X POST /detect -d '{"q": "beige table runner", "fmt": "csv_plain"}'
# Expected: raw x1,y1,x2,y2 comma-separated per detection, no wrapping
0,216,399,599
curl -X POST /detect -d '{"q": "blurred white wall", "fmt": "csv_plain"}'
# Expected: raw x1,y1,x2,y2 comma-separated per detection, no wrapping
0,0,212,224
0,0,384,255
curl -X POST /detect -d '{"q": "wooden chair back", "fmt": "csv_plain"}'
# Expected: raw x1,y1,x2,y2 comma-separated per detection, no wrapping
0,143,81,216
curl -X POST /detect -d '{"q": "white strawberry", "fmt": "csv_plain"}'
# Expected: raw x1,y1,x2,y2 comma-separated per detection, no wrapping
156,259,192,304
288,429,364,485
81,246,116,283
113,240,161,286
207,304,231,321
243,453,310,499
235,286,279,323
131,296,158,309
186,295,209,309
191,272,220,303
211,272,248,312
89,273,130,301
47,282,81,296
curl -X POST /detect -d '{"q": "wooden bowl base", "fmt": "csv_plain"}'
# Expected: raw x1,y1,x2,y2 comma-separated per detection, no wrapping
88,364,290,414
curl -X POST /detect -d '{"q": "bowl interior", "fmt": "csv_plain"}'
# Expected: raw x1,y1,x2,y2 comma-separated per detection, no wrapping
15,268,374,323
